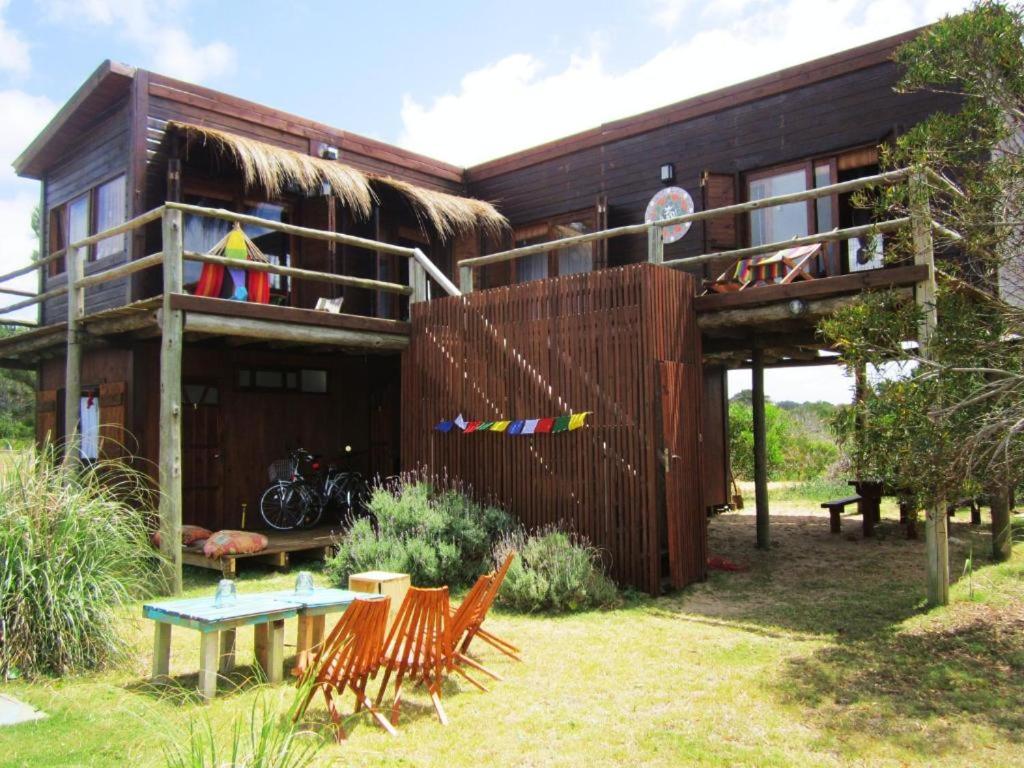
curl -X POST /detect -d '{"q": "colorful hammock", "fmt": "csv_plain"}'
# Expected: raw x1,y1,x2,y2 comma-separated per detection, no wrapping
193,225,271,304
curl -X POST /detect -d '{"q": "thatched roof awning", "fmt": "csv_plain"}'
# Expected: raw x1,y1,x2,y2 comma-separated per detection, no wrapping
170,121,507,241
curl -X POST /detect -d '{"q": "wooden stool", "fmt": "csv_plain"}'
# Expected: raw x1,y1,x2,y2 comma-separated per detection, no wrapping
348,571,410,629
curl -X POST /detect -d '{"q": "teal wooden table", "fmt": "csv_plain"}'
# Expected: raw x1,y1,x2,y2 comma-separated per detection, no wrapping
262,589,361,675
144,594,302,701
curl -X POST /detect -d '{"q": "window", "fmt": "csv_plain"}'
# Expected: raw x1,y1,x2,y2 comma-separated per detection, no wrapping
94,175,126,259
748,166,811,246
46,174,128,275
237,367,328,393
513,214,595,284
183,197,290,296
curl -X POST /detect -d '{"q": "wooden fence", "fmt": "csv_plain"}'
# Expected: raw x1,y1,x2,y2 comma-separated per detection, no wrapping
401,263,706,594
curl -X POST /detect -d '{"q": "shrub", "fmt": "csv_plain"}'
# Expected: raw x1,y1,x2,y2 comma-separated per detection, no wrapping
494,526,619,613
0,446,158,677
327,473,512,588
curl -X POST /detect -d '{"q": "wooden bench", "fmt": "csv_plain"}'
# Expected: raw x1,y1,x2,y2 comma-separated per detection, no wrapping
822,495,862,533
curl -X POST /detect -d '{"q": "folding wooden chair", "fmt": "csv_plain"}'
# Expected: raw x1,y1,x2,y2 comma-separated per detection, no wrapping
374,586,454,726
294,595,395,741
457,551,521,662
447,574,504,689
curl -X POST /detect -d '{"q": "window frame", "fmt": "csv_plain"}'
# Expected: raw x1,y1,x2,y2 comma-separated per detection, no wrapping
46,171,129,276
511,208,598,284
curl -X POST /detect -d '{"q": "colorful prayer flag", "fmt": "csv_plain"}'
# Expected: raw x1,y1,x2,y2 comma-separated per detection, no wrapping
435,420,454,432
478,421,495,431
464,421,483,433
522,419,539,435
454,414,468,431
534,418,555,433
492,420,511,432
552,415,571,433
568,412,590,430
508,420,525,435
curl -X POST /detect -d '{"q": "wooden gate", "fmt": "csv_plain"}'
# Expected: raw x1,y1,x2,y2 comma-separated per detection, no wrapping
657,362,708,589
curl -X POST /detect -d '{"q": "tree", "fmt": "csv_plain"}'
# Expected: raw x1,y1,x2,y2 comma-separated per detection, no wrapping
821,3,1024,600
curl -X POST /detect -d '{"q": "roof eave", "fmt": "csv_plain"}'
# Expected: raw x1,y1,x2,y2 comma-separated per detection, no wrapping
13,60,136,180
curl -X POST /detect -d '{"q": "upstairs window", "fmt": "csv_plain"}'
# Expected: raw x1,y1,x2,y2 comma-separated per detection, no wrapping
512,214,595,284
46,174,127,276
747,165,812,247
94,175,126,260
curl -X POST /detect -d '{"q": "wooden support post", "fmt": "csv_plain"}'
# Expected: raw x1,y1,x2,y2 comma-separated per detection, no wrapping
912,169,947,602
647,225,664,265
752,347,770,549
219,628,236,673
989,480,1012,561
911,168,948,606
158,208,184,595
460,265,474,294
63,243,83,465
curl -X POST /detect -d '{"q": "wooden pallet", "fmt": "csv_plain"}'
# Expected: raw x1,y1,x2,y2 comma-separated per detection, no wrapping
182,526,340,577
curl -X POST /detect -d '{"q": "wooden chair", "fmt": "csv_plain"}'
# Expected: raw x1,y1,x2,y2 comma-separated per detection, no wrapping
374,586,454,726
457,551,521,662
294,595,395,740
447,574,504,689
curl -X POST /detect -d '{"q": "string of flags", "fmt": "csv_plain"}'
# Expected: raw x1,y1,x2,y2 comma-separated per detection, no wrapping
435,412,591,434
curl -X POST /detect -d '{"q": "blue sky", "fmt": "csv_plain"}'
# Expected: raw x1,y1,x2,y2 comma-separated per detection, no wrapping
0,0,969,402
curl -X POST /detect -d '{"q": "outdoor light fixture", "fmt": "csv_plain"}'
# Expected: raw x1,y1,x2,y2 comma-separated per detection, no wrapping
788,298,808,316
320,144,339,161
660,163,675,183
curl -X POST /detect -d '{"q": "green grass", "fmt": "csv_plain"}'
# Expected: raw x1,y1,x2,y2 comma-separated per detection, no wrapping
1,494,1022,767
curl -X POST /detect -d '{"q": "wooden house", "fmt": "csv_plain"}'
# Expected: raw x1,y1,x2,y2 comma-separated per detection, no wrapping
0,28,959,594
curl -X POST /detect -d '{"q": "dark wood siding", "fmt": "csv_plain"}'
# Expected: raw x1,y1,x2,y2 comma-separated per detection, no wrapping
41,100,131,323
132,342,400,531
401,264,704,594
466,62,959,274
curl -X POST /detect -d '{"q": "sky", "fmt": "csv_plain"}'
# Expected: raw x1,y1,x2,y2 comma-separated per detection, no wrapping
0,0,971,403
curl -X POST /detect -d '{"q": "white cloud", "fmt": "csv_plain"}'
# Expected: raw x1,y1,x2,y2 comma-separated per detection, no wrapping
0,89,58,185
398,0,972,166
41,0,235,82
0,0,30,75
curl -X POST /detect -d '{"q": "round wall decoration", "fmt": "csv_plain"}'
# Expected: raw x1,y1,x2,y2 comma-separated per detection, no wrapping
644,187,695,244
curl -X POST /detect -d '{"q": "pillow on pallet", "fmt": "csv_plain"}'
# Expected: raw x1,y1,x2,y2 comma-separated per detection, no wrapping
203,530,270,559
151,524,214,549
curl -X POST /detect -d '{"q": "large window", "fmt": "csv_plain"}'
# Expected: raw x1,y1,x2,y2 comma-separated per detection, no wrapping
47,174,127,275
746,159,843,275
747,165,811,246
513,215,594,284
183,197,291,298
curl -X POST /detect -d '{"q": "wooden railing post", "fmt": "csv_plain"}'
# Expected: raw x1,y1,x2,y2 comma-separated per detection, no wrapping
408,259,428,309
460,265,474,294
752,346,770,550
910,167,948,607
158,207,184,595
62,243,83,465
647,225,664,264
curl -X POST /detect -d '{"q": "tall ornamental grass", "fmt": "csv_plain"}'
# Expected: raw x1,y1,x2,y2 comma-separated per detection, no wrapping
0,446,158,677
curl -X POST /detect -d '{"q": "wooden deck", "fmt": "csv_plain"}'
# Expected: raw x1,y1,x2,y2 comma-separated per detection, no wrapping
0,294,410,367
182,525,341,577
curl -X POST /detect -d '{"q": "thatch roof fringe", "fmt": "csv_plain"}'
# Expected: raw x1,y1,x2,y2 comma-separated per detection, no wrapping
172,122,375,218
371,176,508,242
170,121,508,241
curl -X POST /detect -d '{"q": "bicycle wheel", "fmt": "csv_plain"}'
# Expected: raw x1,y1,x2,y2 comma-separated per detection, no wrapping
259,481,306,531
300,495,324,529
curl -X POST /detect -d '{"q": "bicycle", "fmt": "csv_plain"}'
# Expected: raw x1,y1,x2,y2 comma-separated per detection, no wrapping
259,448,369,531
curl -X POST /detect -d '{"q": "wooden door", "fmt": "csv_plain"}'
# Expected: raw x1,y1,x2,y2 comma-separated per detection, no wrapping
182,383,225,530
658,361,707,589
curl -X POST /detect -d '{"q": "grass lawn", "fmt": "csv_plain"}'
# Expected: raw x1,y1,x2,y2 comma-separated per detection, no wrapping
2,490,1022,767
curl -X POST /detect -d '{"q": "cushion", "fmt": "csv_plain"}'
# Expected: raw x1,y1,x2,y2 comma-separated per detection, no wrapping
151,524,214,549
203,530,270,559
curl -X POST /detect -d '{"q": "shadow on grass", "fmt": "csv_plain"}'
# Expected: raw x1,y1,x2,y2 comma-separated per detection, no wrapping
779,602,1024,752
648,513,978,640
125,663,272,705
